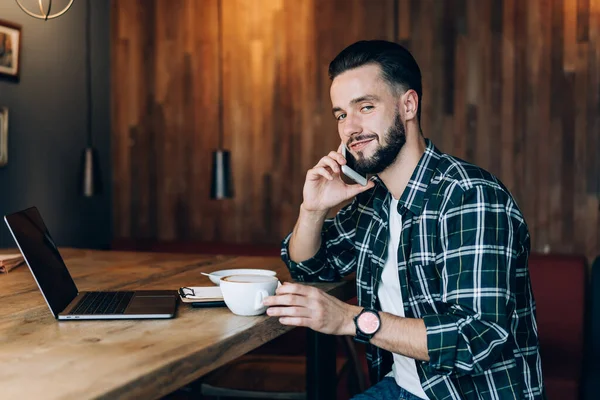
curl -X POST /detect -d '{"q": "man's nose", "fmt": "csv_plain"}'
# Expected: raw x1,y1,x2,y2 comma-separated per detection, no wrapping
342,114,363,138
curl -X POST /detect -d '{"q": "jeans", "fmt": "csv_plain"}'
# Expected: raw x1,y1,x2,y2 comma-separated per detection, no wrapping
351,377,426,400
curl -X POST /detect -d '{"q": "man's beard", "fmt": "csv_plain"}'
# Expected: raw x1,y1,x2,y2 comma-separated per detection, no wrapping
353,111,406,175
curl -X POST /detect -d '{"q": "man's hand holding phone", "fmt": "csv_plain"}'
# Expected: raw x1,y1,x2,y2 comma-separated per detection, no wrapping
302,143,374,215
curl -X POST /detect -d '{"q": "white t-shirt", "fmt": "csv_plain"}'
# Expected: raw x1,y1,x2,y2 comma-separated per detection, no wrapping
377,196,429,399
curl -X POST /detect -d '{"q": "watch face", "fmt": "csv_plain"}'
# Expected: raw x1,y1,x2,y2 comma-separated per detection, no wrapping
357,311,380,334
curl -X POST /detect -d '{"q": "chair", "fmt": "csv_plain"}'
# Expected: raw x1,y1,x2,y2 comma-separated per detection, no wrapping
528,253,588,400
198,332,367,400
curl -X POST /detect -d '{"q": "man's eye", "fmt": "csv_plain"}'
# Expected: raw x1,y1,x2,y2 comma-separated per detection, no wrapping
361,106,374,112
336,113,346,121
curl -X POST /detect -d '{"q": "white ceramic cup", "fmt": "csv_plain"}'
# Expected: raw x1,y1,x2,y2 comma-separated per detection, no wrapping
219,274,279,316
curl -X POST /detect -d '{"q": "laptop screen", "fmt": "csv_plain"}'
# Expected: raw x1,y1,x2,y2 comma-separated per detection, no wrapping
4,207,78,318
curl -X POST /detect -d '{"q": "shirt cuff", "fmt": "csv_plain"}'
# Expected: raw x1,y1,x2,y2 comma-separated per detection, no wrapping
422,313,459,375
280,232,328,282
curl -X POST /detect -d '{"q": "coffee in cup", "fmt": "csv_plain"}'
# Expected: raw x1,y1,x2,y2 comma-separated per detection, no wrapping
219,274,278,316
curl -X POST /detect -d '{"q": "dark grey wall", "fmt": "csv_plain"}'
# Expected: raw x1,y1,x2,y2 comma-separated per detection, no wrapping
0,0,111,249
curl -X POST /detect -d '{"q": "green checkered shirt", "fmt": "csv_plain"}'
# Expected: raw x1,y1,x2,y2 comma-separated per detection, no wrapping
281,139,545,399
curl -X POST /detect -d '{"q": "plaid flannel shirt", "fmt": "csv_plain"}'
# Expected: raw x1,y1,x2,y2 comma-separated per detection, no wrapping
281,139,545,399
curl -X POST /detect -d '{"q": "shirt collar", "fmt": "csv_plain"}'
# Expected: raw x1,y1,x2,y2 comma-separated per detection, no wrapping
370,138,442,216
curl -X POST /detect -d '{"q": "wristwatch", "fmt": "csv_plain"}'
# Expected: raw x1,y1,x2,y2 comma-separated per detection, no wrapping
353,308,381,344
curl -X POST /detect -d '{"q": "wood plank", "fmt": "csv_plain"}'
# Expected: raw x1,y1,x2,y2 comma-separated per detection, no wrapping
465,0,481,163
126,0,142,237
188,0,220,241
550,0,565,252
224,0,245,243
549,118,564,252
525,0,542,252
560,0,578,253
501,0,515,192
466,105,477,162
476,0,492,173
513,0,528,208
414,0,435,137
269,1,285,242
453,17,468,160
578,0,590,42
153,0,175,241
534,0,553,253
443,0,456,116
586,0,600,261
490,0,503,178
272,0,293,241
112,1,132,239
217,0,236,243
398,0,411,41
438,0,464,161
574,42,590,255
452,0,468,159
130,0,157,239
565,0,578,71
561,71,576,253
587,0,600,197
430,1,446,150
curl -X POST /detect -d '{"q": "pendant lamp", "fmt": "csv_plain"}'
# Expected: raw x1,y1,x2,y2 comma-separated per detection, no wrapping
15,0,74,20
79,0,102,197
210,0,233,199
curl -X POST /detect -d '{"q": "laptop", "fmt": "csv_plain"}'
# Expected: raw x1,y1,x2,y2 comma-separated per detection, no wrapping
4,206,178,320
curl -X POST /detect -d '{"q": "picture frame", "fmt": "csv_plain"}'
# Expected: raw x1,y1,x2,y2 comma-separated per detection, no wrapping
0,107,8,167
0,20,22,80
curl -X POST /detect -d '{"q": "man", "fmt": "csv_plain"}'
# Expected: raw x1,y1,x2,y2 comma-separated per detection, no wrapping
263,40,545,399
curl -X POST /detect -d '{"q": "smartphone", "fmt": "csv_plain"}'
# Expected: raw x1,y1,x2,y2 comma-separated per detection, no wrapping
341,145,368,186
191,300,227,308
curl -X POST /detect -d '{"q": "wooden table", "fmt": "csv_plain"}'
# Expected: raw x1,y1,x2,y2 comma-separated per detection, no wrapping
0,248,356,400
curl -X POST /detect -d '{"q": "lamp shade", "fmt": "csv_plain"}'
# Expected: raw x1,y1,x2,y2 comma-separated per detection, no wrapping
80,147,102,197
210,149,233,199
15,0,75,20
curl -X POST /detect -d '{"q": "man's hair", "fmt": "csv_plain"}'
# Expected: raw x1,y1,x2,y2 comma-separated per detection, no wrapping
328,40,422,123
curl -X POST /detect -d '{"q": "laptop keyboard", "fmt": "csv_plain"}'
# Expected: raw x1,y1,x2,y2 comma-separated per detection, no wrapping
70,291,135,315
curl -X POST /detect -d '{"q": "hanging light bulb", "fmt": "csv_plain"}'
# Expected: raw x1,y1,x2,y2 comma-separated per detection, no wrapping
210,0,233,199
79,0,102,197
210,149,233,199
15,0,74,20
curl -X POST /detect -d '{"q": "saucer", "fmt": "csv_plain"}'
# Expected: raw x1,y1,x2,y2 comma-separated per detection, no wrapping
205,269,277,286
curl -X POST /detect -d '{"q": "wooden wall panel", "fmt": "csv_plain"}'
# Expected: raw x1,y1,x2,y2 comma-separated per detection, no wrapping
112,0,600,263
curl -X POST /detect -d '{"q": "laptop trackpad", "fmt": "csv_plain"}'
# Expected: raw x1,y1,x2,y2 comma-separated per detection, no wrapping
126,295,176,314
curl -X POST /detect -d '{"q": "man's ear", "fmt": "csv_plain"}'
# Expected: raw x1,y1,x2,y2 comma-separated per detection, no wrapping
402,89,419,122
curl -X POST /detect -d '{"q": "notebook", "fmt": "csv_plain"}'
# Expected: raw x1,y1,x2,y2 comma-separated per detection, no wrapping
179,286,226,307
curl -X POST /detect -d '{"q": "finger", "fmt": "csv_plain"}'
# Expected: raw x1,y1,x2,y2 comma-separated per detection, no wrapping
278,317,310,327
327,151,346,166
275,283,313,296
266,306,311,318
316,156,341,174
307,166,334,181
263,293,305,306
347,179,375,195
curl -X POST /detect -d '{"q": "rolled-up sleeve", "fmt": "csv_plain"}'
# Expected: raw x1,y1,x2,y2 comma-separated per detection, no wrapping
281,199,359,282
423,184,519,375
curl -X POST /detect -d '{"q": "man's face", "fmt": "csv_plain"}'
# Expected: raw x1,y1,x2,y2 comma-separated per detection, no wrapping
330,64,406,175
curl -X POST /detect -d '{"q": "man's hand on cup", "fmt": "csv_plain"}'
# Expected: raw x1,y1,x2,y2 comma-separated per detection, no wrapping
263,282,361,336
